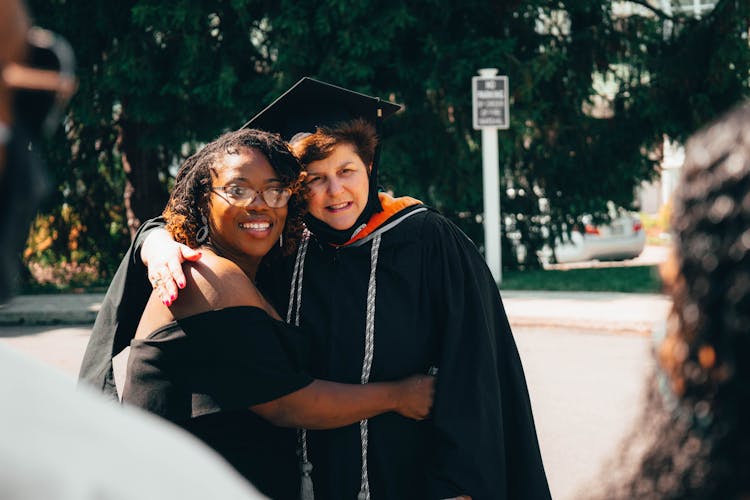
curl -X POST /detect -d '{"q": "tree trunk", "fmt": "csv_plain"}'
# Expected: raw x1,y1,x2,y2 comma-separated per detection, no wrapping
118,120,168,240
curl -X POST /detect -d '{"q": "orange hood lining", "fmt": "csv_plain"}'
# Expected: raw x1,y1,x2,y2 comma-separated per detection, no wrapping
339,193,422,246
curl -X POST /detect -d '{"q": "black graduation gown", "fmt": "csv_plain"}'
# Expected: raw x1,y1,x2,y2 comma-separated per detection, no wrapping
261,205,551,500
81,209,551,500
79,218,165,399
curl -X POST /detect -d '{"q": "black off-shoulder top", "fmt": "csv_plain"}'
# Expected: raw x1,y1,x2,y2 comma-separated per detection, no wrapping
122,306,313,500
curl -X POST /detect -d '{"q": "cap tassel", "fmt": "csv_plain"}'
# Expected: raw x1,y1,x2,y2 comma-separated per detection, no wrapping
368,100,384,214
300,460,314,500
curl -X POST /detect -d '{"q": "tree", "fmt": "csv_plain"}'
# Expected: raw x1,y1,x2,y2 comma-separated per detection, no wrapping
25,0,282,278
24,0,750,280
28,0,278,228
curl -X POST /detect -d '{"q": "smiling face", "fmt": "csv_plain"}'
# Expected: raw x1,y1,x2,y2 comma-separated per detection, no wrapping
207,146,288,275
304,142,370,230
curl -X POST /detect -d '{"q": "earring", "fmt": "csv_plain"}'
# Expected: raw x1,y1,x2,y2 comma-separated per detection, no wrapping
279,233,284,248
196,214,209,243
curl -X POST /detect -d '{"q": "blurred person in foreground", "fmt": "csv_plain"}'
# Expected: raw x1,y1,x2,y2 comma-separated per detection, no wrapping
0,0,74,301
0,2,263,498
598,101,750,499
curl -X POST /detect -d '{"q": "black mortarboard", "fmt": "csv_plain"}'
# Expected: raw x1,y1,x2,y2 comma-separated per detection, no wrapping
243,78,402,245
241,77,401,140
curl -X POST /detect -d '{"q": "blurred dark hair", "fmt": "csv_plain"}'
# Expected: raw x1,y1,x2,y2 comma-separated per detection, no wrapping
601,101,750,499
163,128,305,255
291,118,378,168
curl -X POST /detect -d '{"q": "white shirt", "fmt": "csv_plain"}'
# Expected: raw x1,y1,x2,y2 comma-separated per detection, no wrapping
0,344,265,500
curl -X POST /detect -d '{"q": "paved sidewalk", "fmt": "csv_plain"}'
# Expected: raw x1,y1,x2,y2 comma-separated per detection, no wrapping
0,293,105,325
500,290,670,335
0,290,671,334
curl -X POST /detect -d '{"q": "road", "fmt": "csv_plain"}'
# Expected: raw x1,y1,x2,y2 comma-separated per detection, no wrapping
517,327,651,499
0,325,91,379
0,324,653,500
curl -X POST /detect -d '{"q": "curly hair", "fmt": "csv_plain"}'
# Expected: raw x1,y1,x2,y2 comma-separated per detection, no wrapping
291,118,378,167
162,128,305,256
601,101,750,499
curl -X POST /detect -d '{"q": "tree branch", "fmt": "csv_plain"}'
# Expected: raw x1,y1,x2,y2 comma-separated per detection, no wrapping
624,0,676,21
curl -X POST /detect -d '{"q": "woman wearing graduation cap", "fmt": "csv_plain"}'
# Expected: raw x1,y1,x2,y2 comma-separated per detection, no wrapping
81,79,551,500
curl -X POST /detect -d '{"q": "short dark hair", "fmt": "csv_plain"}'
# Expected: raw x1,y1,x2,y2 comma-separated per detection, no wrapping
163,128,305,255
291,118,378,168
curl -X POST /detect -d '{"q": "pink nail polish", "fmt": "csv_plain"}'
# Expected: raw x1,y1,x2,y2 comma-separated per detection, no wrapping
170,294,176,301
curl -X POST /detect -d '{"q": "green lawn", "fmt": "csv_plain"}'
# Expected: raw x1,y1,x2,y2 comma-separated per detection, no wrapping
500,265,664,294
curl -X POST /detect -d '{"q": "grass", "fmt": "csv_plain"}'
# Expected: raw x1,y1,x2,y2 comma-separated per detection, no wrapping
500,265,664,294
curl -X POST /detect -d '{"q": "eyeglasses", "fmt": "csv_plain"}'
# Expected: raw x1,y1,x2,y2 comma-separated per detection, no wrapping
212,185,292,208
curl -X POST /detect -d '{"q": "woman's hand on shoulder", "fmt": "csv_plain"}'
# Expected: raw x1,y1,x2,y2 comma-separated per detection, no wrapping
142,228,202,307
392,374,435,420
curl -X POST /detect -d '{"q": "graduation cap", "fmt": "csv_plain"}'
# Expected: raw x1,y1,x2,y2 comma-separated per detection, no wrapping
242,77,403,244
241,77,401,140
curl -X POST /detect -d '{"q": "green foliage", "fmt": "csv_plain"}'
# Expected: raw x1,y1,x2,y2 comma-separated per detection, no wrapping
501,265,663,293
25,0,278,278
269,0,748,266
22,0,750,284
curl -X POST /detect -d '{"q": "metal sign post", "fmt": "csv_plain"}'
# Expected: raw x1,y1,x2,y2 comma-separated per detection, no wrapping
472,68,509,284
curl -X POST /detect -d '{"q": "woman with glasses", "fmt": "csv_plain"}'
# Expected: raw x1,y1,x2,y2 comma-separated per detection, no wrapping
119,127,434,500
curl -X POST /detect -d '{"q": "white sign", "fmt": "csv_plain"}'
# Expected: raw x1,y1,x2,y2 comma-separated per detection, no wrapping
472,75,509,130
473,69,506,283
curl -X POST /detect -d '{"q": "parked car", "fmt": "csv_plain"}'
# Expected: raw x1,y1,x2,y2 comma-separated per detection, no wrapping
549,211,646,263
